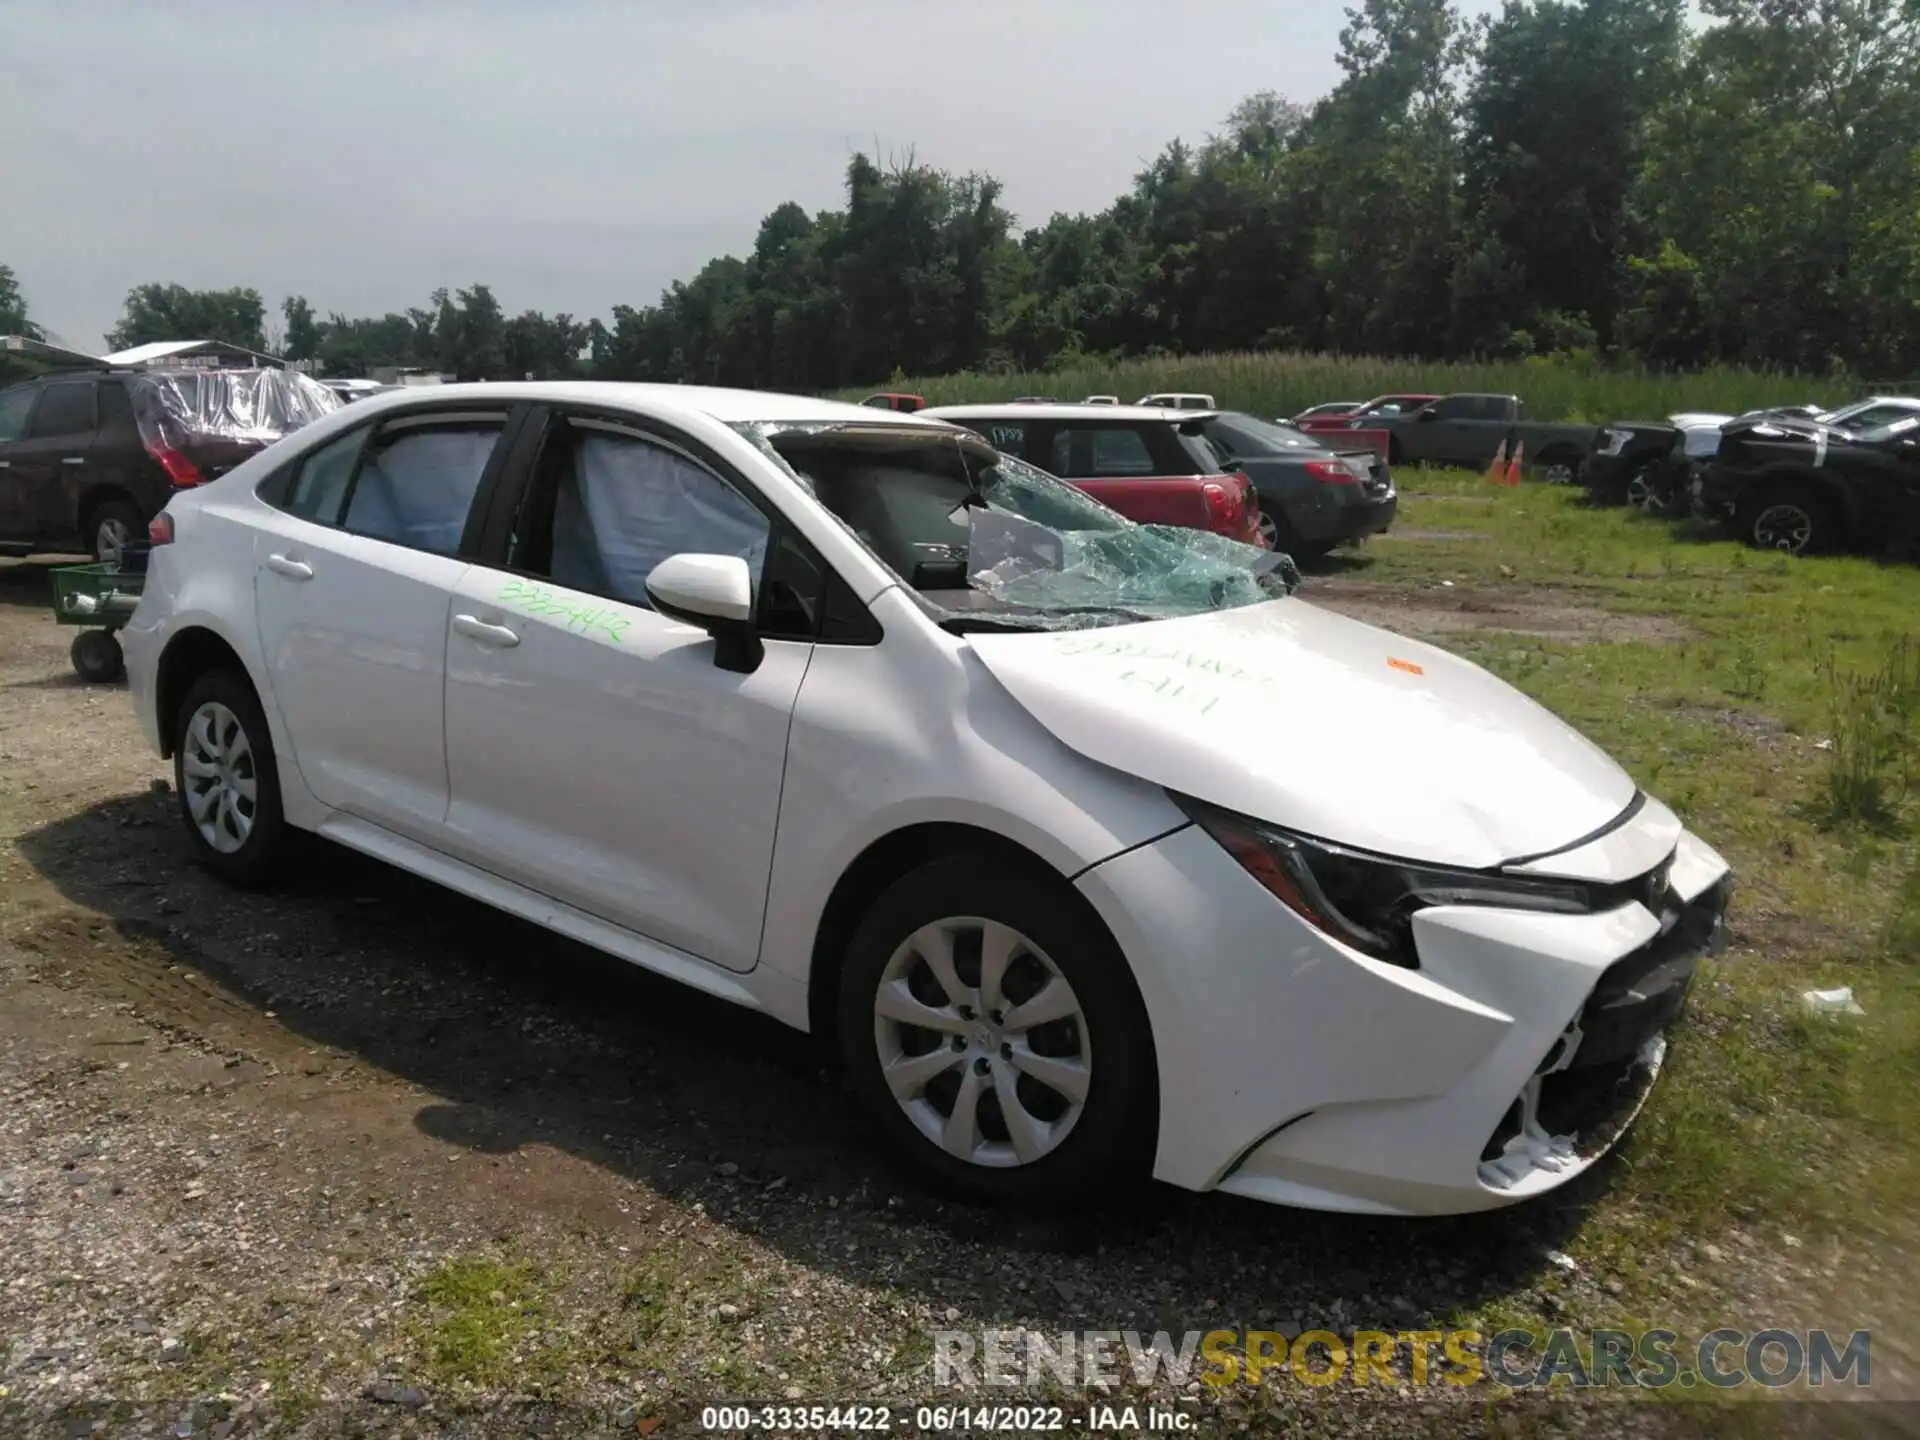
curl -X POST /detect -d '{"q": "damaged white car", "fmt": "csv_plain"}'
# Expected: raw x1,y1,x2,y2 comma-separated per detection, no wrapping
123,383,1730,1216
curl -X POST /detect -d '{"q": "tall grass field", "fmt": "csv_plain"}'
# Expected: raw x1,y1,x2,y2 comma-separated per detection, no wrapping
842,350,1876,422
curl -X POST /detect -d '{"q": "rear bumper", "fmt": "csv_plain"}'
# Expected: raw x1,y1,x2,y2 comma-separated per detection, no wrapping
1294,492,1397,544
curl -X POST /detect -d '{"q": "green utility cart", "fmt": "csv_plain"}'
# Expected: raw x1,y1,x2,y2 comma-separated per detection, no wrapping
49,562,146,683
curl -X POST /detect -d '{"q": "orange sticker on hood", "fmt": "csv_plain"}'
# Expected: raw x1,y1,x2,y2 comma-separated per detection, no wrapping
1388,657,1424,675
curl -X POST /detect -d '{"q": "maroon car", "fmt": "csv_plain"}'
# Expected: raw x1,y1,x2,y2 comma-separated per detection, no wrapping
0,368,339,563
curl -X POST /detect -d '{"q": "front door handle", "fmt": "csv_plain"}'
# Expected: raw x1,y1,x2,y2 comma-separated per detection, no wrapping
266,553,314,581
452,613,520,648
61,456,86,467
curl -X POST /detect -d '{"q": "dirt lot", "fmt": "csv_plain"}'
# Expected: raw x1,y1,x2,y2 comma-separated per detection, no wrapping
0,552,1902,1438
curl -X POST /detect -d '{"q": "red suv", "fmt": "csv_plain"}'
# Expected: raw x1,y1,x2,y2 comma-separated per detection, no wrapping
921,403,1263,546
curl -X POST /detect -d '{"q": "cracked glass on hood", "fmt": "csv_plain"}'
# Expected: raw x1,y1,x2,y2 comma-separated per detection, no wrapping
735,421,1297,631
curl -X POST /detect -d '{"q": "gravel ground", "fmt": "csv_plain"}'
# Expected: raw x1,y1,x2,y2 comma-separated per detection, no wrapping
0,554,1903,1438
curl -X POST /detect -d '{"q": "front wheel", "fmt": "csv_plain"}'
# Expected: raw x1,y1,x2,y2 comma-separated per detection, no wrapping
1743,488,1833,555
172,670,290,885
837,857,1155,1208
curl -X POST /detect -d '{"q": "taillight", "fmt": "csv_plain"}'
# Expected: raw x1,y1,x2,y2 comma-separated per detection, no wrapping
1305,459,1359,485
148,513,174,545
1202,472,1256,535
145,441,203,487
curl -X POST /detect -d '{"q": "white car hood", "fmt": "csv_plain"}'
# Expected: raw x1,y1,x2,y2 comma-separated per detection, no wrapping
967,600,1636,869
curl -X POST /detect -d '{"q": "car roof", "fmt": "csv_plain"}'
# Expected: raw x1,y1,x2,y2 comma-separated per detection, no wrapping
342,381,958,429
923,402,1216,423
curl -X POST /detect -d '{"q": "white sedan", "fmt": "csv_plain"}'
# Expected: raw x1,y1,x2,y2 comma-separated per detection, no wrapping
124,383,1731,1216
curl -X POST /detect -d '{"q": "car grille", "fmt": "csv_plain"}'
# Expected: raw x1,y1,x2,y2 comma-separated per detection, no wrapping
1567,867,1728,1069
1477,868,1730,1166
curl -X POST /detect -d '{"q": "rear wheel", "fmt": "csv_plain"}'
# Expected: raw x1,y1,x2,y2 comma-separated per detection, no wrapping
172,670,290,885
1743,487,1832,555
1537,450,1581,486
837,856,1155,1208
86,499,143,567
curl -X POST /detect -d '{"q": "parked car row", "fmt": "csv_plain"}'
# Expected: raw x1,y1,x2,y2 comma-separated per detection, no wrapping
120,378,1731,1216
1581,395,1920,558
926,402,1397,559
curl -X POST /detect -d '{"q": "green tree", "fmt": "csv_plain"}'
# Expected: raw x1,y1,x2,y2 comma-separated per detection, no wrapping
1458,0,1685,353
107,283,268,351
0,264,40,339
282,295,320,362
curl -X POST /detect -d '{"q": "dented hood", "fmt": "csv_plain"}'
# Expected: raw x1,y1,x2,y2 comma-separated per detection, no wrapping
966,600,1636,869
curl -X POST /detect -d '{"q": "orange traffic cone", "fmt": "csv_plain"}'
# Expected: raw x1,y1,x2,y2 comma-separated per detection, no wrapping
1505,440,1525,485
1486,438,1508,482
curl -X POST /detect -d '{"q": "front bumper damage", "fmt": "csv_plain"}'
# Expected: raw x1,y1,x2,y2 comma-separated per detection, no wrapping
1075,798,1732,1215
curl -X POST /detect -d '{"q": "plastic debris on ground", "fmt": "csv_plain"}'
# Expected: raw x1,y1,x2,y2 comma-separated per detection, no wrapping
1801,986,1865,1017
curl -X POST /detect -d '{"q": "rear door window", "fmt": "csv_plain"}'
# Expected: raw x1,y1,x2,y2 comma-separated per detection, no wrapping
342,414,508,557
1430,396,1477,421
25,382,95,439
1049,424,1157,478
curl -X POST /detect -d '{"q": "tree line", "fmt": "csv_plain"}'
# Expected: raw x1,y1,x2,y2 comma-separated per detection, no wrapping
12,0,1918,389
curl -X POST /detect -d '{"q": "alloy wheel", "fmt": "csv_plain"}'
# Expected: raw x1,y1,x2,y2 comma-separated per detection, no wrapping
1542,461,1575,486
1256,509,1280,550
182,701,258,854
1753,502,1813,554
871,917,1091,1169
95,516,132,566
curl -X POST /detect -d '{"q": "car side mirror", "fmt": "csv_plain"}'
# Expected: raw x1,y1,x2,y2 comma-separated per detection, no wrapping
645,553,763,674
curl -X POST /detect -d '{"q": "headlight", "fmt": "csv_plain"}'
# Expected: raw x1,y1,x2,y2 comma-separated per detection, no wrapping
1174,794,1603,968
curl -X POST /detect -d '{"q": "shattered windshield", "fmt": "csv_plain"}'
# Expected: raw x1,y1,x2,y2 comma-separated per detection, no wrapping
734,421,1296,632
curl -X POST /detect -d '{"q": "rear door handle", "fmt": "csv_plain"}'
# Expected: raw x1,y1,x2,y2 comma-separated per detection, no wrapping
61,456,86,467
266,553,314,581
452,613,520,648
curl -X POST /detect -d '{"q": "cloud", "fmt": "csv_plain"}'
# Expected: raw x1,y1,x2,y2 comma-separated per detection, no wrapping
0,0,1407,350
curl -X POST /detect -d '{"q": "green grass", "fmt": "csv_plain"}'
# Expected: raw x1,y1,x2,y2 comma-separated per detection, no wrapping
408,1254,569,1392
1342,473,1920,1252
843,350,1846,423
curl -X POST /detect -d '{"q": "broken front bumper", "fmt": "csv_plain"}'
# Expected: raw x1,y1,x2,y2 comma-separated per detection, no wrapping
1075,810,1732,1216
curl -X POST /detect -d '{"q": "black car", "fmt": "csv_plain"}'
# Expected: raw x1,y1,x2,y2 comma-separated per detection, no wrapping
0,367,338,562
1580,412,1733,512
1192,410,1397,560
1695,410,1920,557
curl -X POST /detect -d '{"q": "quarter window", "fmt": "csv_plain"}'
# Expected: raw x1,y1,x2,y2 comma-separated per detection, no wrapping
280,427,371,522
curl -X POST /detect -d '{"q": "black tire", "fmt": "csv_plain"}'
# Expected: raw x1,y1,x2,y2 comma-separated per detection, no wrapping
69,630,124,683
1537,449,1582,486
171,669,289,886
1260,510,1333,567
837,855,1156,1208
1741,486,1833,556
84,498,143,566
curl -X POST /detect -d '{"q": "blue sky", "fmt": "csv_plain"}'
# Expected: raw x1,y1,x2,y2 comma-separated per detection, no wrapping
2,0,1499,351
